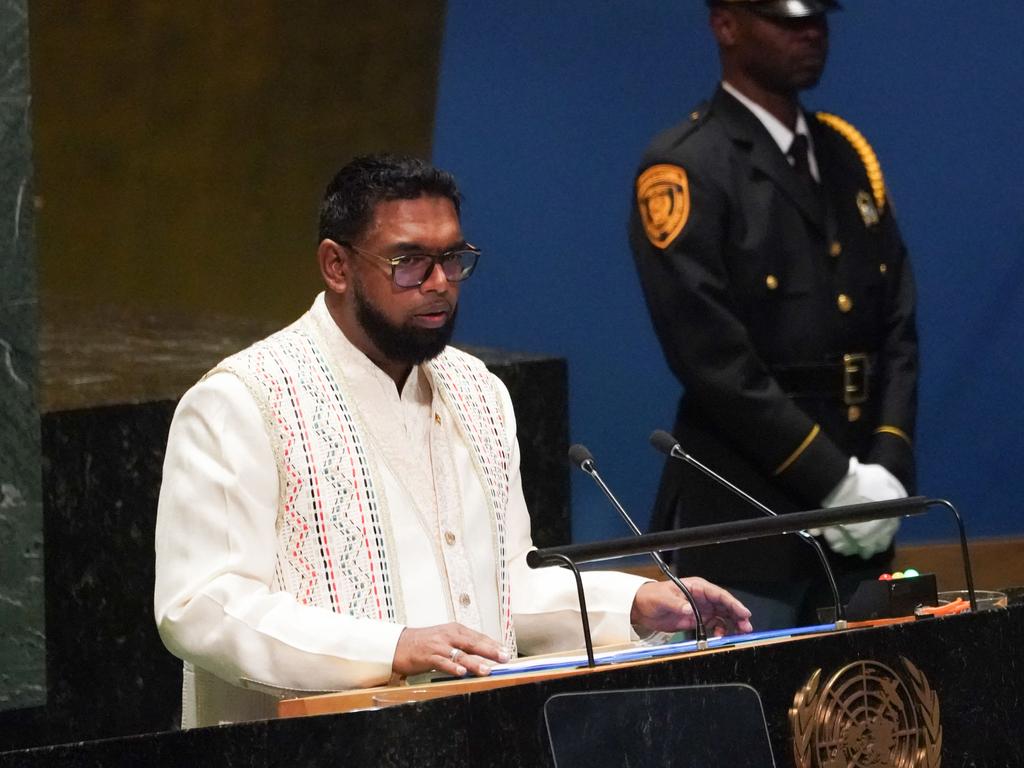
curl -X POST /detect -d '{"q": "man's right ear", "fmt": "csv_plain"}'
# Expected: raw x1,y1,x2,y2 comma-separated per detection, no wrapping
709,8,739,47
318,239,349,293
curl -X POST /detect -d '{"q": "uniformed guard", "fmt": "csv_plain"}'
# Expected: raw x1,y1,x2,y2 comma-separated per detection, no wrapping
629,0,918,629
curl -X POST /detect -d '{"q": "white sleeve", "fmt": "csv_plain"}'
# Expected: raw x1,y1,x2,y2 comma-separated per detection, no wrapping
153,373,405,693
498,377,650,655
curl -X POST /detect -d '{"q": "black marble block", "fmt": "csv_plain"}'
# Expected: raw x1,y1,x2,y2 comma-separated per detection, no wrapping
0,403,181,751
2,606,1022,766
0,307,570,750
470,346,570,550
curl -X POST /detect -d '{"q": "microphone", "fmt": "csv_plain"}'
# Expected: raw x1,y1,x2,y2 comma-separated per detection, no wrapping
649,429,848,627
569,443,710,646
568,443,598,476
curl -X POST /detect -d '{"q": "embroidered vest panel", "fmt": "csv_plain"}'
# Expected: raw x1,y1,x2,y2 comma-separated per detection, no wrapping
428,348,516,653
211,317,398,623
208,313,515,650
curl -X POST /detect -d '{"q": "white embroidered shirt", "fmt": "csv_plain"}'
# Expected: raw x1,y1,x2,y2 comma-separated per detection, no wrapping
154,294,646,726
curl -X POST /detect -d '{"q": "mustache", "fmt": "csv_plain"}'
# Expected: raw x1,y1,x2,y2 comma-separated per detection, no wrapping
415,300,454,314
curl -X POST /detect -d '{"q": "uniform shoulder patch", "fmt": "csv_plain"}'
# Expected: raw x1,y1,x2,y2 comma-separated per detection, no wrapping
636,164,691,248
816,112,887,215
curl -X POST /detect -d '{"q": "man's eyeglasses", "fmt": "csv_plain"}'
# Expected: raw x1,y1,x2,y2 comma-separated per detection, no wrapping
344,243,481,289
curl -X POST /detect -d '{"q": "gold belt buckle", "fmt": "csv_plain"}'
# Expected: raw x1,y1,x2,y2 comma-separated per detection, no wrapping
842,353,869,405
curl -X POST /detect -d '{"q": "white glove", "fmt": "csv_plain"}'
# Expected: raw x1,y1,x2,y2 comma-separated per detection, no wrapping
814,457,907,559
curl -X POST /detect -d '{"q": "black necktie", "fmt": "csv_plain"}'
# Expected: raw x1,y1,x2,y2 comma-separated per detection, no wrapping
787,133,816,190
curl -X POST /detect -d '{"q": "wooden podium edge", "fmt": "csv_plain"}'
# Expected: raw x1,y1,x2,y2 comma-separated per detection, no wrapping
276,626,849,719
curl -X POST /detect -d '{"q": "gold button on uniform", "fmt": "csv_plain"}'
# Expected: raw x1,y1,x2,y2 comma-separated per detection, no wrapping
444,530,456,546
879,263,888,274
459,593,471,607
830,241,842,257
690,110,700,121
765,274,779,290
837,294,853,313
848,405,862,422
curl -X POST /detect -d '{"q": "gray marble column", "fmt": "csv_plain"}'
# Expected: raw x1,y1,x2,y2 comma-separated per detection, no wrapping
0,0,44,710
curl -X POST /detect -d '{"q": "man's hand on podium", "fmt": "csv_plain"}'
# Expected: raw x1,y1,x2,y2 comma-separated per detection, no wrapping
393,623,511,678
630,578,754,637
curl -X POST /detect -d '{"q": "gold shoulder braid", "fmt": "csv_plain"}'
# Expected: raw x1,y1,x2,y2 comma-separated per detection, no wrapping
815,112,887,215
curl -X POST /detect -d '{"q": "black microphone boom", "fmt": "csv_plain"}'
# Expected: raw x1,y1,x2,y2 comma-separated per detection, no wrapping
649,429,848,627
568,443,710,646
527,499,928,564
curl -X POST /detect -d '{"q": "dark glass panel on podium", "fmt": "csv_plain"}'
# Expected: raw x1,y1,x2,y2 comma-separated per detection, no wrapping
544,684,776,768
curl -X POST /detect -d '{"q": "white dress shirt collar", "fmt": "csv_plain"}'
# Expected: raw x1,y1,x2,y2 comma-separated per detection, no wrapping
721,81,820,182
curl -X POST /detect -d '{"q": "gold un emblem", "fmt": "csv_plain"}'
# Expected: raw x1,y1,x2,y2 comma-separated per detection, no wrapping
790,657,942,768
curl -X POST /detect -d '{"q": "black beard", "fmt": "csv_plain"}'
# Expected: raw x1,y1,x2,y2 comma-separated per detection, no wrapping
353,282,457,365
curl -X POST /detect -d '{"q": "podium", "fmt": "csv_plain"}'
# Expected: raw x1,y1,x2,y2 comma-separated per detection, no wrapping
9,606,1016,766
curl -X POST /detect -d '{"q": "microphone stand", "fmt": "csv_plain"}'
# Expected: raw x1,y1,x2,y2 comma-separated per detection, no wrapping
527,498,948,670
931,498,978,611
545,553,596,668
650,431,847,628
572,445,709,649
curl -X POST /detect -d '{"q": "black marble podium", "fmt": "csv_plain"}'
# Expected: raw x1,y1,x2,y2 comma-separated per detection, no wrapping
2,606,1022,766
0,305,570,752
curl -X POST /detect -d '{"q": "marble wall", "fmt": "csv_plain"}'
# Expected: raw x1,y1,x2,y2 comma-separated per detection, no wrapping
0,0,45,712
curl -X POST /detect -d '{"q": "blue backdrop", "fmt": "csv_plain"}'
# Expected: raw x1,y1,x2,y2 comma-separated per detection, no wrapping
432,2,1024,544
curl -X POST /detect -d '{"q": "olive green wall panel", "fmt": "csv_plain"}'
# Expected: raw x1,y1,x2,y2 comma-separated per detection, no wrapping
30,2,447,323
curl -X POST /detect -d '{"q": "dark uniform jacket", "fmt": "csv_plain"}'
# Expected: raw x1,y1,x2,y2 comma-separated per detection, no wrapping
630,86,918,584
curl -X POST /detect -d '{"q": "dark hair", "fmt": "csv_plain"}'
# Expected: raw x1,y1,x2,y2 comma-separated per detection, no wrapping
318,154,462,244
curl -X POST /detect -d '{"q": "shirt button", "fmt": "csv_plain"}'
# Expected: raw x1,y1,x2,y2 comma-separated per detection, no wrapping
765,274,779,291
459,593,471,607
830,241,842,257
444,530,456,546
837,294,853,313
879,263,888,274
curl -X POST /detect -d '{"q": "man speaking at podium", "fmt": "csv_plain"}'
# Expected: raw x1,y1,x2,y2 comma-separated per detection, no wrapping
630,0,918,629
154,154,752,727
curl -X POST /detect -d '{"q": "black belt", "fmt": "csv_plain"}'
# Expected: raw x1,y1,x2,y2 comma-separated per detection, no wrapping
771,353,874,404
